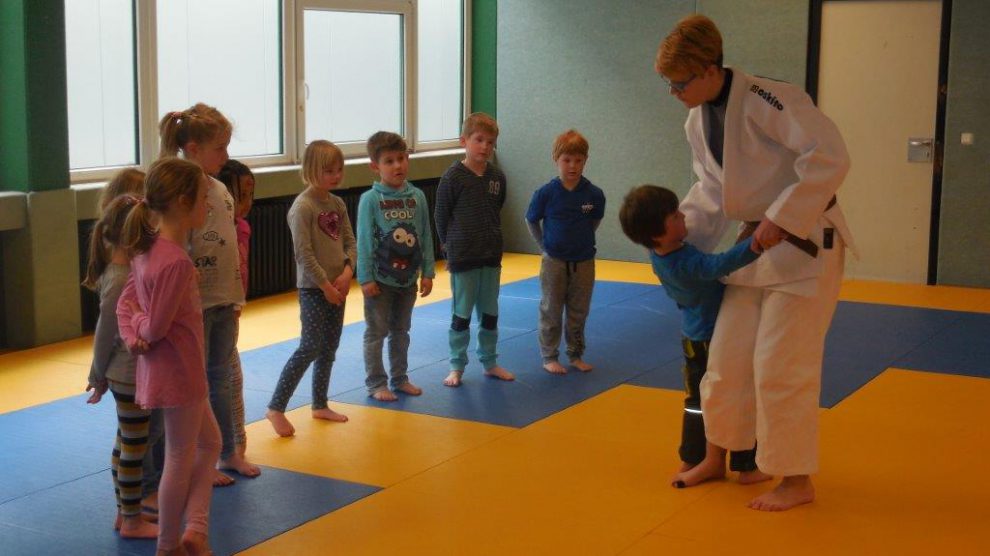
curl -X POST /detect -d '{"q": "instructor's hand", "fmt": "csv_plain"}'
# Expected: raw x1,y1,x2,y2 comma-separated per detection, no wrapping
752,217,788,252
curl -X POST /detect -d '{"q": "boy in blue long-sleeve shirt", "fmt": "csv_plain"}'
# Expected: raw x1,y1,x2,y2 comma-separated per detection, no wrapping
619,185,771,489
358,131,435,401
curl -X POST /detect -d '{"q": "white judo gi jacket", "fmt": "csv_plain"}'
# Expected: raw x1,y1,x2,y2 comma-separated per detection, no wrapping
681,69,855,296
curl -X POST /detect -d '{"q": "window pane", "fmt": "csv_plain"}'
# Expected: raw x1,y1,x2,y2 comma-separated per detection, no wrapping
304,10,402,145
417,0,463,142
64,0,137,170
157,0,281,158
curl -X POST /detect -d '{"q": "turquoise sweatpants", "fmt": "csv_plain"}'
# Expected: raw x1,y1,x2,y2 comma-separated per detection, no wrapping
449,266,501,371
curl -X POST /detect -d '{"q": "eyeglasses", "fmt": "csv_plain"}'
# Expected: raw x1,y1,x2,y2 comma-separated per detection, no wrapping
661,73,697,93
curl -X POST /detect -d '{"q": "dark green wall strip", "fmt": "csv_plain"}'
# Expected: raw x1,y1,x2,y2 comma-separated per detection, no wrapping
471,0,497,117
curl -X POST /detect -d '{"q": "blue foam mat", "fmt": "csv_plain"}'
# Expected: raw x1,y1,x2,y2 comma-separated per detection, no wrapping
0,466,378,556
893,310,990,378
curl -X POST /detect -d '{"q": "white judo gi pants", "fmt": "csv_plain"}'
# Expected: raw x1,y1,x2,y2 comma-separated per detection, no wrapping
701,239,845,476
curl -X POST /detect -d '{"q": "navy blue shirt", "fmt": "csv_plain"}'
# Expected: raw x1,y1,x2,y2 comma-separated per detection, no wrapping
525,176,606,262
649,238,759,341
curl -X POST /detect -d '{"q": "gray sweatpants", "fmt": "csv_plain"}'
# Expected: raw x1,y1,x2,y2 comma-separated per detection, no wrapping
538,254,595,362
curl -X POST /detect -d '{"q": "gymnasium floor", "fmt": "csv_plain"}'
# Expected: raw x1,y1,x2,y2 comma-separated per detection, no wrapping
1,253,988,555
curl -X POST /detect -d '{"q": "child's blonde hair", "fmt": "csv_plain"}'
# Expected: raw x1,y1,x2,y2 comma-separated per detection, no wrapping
461,112,499,139
301,140,344,189
655,14,723,78
98,168,145,216
552,129,589,161
366,131,408,163
82,194,141,291
120,158,205,256
158,103,233,158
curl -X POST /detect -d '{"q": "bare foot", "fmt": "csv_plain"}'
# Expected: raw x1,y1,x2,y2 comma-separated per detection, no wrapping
212,469,235,487
484,366,515,381
141,491,158,517
181,530,211,556
372,388,398,402
395,382,422,396
266,409,295,437
672,445,726,488
114,512,122,531
677,461,696,473
119,515,158,539
443,370,464,387
156,547,189,556
312,407,348,422
236,441,247,458
738,469,773,485
748,475,815,511
219,453,261,478
570,358,593,372
543,360,567,374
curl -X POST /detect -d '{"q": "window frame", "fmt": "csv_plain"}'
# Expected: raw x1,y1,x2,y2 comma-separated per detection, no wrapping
67,0,469,183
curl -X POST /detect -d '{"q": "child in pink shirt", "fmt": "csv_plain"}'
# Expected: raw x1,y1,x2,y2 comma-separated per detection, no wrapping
117,157,220,556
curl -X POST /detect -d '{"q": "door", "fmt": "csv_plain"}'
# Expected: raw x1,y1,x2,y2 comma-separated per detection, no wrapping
817,0,942,283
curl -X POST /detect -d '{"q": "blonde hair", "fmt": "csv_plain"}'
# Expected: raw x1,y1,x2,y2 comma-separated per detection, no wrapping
98,168,145,216
366,131,408,163
461,112,499,139
552,129,589,161
655,14,723,78
301,140,344,189
82,195,141,290
158,103,233,158
119,158,205,256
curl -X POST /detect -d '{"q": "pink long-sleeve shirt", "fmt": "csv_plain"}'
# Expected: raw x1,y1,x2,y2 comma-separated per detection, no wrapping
117,237,207,409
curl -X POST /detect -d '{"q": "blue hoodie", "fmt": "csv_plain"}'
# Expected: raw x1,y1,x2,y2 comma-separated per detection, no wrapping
357,181,436,288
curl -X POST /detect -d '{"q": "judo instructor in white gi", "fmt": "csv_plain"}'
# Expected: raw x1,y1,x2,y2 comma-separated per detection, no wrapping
655,14,856,511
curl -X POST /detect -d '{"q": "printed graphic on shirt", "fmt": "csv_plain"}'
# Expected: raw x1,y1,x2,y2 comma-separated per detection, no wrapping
201,230,227,247
376,223,422,284
379,197,417,221
318,211,341,240
488,180,502,196
581,202,595,214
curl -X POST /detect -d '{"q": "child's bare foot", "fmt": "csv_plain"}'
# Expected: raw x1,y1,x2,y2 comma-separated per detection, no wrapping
570,358,593,372
395,382,422,396
677,461,695,473
181,530,212,556
672,443,726,488
119,515,158,539
156,547,189,556
312,407,348,422
543,360,567,374
443,370,464,387
236,441,247,458
212,469,235,487
114,512,122,531
748,475,815,511
371,388,398,402
219,453,261,478
266,409,295,437
738,468,773,485
484,366,515,381
141,491,158,517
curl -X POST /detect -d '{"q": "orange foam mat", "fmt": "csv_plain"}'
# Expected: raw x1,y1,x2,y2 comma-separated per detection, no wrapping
244,402,514,488
241,386,713,555
637,369,990,555
840,279,990,313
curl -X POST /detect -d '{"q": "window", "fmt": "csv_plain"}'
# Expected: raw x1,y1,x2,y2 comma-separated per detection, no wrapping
64,0,467,181
64,0,138,172
157,0,282,158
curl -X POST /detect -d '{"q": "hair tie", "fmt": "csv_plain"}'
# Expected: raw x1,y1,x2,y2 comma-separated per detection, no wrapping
169,111,183,124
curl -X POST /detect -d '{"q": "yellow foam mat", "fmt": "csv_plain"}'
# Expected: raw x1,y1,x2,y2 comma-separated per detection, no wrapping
244,374,990,555
244,402,514,488
840,279,990,313
636,370,990,555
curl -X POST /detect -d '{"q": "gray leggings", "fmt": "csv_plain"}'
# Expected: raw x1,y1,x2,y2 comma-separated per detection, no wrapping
538,255,595,362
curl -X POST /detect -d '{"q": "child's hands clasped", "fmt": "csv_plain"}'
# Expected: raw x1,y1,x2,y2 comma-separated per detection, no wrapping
332,267,353,298
320,281,345,305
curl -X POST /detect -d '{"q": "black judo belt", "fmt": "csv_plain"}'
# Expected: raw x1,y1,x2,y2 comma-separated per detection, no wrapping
738,196,837,258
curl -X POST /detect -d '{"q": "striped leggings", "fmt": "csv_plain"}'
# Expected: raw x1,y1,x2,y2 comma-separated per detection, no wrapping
109,381,151,517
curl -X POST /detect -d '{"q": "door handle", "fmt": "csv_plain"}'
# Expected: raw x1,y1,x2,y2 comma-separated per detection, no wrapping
908,139,933,147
